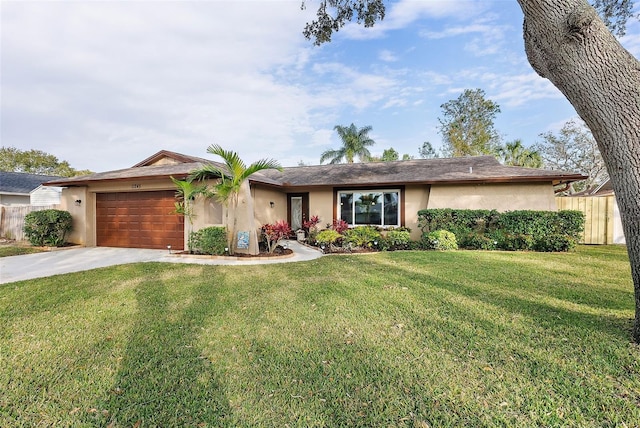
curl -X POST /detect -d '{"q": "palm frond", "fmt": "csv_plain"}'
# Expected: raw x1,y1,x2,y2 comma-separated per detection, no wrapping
189,163,227,182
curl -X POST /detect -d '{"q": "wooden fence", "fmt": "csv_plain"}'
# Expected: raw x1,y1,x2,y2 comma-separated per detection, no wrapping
0,205,58,241
556,196,615,245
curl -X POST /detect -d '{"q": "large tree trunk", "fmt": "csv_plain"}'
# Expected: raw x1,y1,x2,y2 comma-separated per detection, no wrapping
517,0,640,341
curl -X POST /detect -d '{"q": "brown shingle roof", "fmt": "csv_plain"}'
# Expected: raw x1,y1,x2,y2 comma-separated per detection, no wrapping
45,152,586,188
259,156,586,188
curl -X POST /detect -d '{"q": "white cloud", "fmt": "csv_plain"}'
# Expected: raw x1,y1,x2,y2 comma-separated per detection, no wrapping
1,1,322,169
339,0,486,40
379,49,398,62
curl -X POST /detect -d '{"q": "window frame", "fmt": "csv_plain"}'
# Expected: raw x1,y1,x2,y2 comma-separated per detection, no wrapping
336,188,402,228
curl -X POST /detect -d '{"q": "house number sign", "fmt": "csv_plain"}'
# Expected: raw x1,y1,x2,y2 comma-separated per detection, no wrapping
131,184,141,189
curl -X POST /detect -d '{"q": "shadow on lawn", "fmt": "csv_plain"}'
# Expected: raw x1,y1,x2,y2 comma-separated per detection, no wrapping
86,267,233,427
374,252,634,341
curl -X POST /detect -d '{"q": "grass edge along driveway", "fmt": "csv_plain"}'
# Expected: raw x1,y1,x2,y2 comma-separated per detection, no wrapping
1,245,638,427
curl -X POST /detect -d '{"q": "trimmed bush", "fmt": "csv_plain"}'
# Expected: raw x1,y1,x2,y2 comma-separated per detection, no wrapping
23,209,72,247
533,234,577,252
493,231,535,251
417,208,500,236
343,226,382,249
417,209,584,252
383,229,412,251
459,232,497,250
423,230,458,251
189,226,227,255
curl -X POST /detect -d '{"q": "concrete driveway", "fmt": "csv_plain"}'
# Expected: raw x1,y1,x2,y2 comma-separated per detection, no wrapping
0,241,322,284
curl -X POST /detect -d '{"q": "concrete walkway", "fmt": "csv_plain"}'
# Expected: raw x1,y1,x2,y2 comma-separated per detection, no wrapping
0,241,323,284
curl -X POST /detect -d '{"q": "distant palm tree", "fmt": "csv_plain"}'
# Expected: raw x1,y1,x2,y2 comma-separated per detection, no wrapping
189,144,282,254
320,123,376,164
498,139,542,168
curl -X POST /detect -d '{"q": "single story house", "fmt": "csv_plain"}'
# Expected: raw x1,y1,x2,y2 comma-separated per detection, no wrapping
0,171,63,206
45,150,586,253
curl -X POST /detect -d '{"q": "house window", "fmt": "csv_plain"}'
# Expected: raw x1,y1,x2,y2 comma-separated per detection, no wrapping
338,190,400,227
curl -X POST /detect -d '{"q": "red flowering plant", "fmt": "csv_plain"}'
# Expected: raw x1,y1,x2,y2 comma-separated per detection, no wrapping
302,215,321,232
331,219,349,234
262,220,292,253
302,215,321,242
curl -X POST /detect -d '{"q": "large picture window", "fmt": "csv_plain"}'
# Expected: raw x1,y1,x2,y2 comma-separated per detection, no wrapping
338,190,400,227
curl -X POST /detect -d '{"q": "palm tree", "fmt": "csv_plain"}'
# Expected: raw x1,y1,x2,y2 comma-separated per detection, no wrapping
170,176,210,252
498,139,543,168
320,123,376,164
189,144,282,255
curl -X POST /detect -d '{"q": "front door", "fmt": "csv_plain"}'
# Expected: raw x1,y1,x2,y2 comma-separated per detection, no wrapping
288,193,309,231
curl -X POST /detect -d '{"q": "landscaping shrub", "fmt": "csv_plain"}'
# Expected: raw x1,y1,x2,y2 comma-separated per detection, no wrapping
532,234,577,252
262,220,292,253
493,231,535,251
302,215,321,243
189,226,227,255
417,208,500,236
383,229,412,250
331,219,349,234
23,209,72,247
459,232,497,250
343,226,382,249
417,208,584,252
315,229,342,251
423,230,458,251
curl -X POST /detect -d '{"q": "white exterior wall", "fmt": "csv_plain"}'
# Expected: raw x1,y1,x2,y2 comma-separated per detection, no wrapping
30,186,62,205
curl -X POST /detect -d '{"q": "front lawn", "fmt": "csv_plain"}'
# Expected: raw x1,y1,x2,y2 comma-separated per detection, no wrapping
0,245,46,258
1,246,637,427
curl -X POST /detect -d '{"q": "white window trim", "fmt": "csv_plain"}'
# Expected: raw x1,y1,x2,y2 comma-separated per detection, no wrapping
338,189,401,228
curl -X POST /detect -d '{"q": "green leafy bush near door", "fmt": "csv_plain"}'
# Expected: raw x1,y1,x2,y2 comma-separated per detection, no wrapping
188,226,227,255
23,209,73,247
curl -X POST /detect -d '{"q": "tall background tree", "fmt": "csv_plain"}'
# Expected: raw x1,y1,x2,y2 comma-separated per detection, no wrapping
437,89,502,157
0,147,92,177
320,123,376,164
302,0,640,342
418,142,439,159
498,139,543,168
189,144,282,255
535,119,608,192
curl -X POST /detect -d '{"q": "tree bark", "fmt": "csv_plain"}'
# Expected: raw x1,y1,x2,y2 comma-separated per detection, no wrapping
517,0,640,341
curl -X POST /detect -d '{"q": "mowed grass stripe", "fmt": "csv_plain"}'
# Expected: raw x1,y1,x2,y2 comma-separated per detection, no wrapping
0,246,637,427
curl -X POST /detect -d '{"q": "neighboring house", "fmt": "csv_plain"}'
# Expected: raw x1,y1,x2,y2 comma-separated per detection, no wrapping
45,150,586,252
30,185,64,205
0,171,63,206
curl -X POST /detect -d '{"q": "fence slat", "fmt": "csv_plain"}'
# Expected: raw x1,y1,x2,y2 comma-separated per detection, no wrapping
555,196,613,244
0,205,58,241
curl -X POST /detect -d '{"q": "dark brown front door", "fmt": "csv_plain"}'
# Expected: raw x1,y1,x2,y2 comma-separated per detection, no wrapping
96,191,184,249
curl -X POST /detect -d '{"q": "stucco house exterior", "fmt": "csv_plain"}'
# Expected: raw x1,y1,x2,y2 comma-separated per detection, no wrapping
45,150,586,253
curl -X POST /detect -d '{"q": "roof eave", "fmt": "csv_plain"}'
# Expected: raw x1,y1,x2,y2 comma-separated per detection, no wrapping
43,172,193,187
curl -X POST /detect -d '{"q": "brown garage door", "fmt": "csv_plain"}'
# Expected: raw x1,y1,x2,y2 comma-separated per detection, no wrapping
96,191,184,250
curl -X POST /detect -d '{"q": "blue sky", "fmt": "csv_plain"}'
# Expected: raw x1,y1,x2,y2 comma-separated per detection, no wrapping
2,0,639,172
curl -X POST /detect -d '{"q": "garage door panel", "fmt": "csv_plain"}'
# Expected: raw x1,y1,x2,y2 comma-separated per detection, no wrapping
96,191,184,250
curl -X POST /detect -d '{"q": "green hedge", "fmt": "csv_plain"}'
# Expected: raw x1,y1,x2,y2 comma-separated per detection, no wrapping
417,208,501,237
417,209,584,252
189,226,227,255
422,230,458,251
23,209,73,247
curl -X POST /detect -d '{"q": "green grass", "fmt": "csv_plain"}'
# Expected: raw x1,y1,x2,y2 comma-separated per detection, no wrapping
1,246,638,427
0,245,46,257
